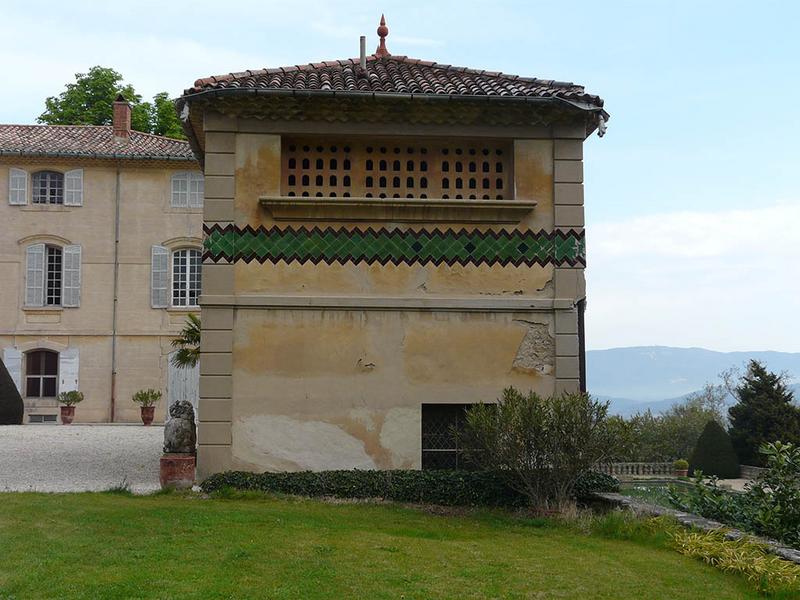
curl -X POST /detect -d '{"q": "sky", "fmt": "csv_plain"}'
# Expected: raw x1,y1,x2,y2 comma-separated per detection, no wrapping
1,0,798,352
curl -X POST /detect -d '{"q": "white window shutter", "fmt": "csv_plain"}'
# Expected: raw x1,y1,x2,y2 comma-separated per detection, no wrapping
171,173,188,208
64,169,83,206
62,245,82,307
151,245,169,308
189,173,204,208
2,347,23,394
59,348,79,393
9,168,27,205
25,244,45,307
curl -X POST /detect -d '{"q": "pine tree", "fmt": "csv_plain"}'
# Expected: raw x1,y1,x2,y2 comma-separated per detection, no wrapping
728,360,800,466
0,358,23,425
689,420,740,478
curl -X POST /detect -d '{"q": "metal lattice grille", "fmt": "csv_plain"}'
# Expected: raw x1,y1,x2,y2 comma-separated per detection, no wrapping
421,404,472,470
282,139,512,200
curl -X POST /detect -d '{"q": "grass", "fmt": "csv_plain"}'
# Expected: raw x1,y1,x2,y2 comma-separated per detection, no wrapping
0,491,787,599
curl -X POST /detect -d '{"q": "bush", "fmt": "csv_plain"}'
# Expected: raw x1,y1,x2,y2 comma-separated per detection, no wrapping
201,469,619,507
671,529,800,594
459,388,620,510
573,471,620,498
689,420,740,479
57,390,84,406
673,459,689,471
671,442,800,546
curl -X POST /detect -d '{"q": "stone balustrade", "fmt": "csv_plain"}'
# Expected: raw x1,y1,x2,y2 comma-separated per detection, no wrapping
598,462,675,478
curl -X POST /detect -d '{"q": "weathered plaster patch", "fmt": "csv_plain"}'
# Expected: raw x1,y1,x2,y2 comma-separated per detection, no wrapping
233,415,376,472
379,407,421,469
512,321,555,375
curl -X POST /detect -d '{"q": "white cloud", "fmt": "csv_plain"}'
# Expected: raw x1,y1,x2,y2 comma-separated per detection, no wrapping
586,202,800,352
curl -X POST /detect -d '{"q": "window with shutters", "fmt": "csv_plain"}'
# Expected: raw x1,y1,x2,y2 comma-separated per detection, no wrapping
25,243,81,308
171,172,204,208
171,249,202,307
32,171,65,204
282,139,512,200
25,350,58,398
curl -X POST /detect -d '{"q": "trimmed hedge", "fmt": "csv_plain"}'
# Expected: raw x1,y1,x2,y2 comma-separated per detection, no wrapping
689,420,740,479
200,469,620,507
0,358,23,425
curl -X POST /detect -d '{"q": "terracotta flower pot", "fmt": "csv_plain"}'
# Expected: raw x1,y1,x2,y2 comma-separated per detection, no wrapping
674,469,688,477
140,406,155,426
60,406,75,425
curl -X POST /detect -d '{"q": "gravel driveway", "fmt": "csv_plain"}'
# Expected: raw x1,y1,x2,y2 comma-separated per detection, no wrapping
0,425,162,493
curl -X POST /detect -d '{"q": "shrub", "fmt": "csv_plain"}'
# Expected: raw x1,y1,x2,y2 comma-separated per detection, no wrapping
673,459,689,471
671,442,800,546
671,529,800,594
57,390,84,406
0,358,23,425
132,389,162,407
689,420,740,478
201,469,618,507
573,471,620,498
459,388,620,510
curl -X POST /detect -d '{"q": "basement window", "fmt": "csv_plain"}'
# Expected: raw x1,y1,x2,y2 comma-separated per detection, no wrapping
421,404,473,470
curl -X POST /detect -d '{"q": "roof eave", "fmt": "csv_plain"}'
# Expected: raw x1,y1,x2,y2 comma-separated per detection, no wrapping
0,149,196,162
177,87,609,160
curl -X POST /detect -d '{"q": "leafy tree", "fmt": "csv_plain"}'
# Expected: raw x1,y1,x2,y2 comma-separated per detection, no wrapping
622,386,727,462
688,420,740,478
38,66,185,139
0,358,23,425
459,388,619,510
728,360,800,466
150,92,184,138
171,313,200,369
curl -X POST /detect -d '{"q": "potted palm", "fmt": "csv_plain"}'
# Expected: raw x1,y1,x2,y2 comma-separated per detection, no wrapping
57,391,84,424
673,458,689,477
132,389,162,426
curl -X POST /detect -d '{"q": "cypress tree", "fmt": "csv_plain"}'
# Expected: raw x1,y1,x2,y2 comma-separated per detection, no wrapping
689,420,740,478
0,358,23,425
728,360,800,466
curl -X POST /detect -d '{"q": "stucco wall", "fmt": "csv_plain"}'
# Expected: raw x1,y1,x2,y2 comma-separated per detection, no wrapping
197,114,587,477
228,308,554,471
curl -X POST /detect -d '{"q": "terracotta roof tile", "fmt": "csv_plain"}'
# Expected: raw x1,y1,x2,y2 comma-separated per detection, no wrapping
0,125,196,161
184,55,604,108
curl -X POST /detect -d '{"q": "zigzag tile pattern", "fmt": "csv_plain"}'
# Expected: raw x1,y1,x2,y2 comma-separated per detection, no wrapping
203,224,586,267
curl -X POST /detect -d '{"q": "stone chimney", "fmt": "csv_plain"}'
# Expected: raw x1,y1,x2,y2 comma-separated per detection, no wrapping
113,94,131,140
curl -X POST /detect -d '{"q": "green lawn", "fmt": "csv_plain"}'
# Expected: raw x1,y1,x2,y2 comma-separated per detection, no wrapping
0,492,776,599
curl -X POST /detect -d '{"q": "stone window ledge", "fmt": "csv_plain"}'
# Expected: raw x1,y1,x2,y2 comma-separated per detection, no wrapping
260,196,536,224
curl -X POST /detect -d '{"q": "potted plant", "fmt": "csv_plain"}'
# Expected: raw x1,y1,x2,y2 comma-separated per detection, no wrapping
673,458,689,477
133,388,161,425
57,391,84,425
132,389,162,425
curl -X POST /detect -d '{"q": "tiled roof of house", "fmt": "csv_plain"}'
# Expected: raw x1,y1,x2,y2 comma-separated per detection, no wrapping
0,125,196,161
185,54,604,110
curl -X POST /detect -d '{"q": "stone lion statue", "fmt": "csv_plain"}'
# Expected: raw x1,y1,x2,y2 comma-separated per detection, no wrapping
163,401,197,454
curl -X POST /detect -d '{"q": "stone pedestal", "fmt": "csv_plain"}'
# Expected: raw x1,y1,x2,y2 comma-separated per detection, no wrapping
160,453,196,489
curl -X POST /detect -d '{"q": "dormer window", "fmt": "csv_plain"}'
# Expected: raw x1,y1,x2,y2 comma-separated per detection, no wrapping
32,171,64,204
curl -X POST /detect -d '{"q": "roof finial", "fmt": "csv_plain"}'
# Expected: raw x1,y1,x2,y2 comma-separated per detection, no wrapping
376,14,390,57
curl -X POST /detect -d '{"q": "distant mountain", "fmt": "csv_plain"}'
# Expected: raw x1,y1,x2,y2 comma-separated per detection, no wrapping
587,346,800,416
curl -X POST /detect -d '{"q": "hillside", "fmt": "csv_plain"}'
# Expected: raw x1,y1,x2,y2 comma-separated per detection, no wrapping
587,346,800,416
